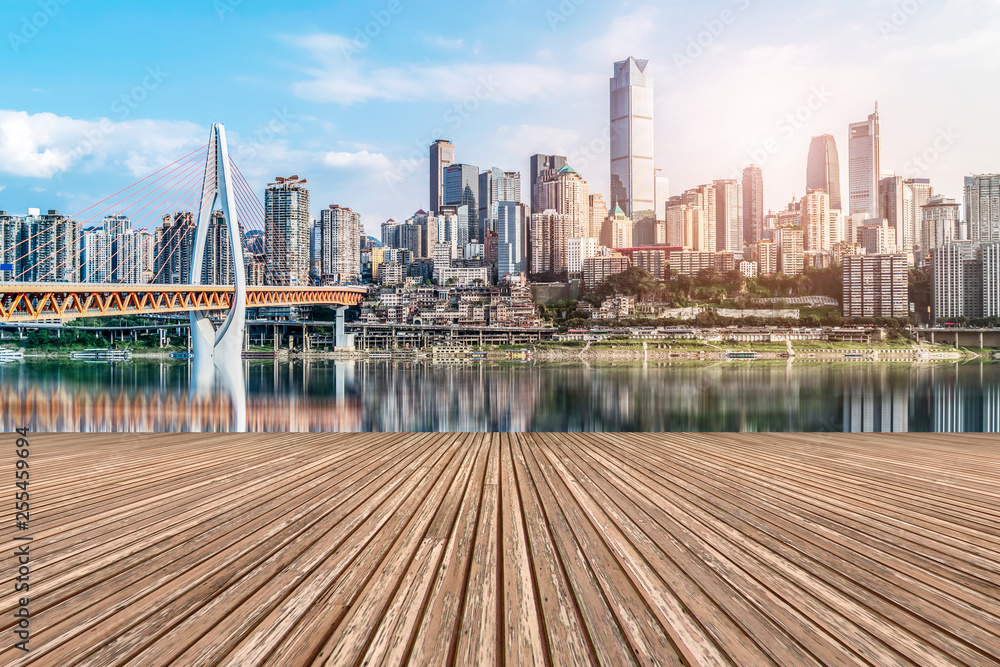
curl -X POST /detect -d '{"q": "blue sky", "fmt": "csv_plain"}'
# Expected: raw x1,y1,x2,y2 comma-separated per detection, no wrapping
1,0,998,236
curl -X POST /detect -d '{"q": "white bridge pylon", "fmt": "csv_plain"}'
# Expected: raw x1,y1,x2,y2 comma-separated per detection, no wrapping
189,123,248,431
190,123,247,367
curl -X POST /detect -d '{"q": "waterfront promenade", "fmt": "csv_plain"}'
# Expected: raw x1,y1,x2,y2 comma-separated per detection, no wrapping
3,432,999,665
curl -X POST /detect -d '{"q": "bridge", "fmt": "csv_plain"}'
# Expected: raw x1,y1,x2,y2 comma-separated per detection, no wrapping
0,122,368,429
0,283,365,322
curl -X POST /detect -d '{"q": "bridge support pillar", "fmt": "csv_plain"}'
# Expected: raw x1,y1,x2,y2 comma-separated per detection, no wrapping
335,306,355,349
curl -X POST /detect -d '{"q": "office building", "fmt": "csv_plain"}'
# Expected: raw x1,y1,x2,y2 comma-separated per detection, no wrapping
843,254,908,318
478,168,521,240
849,104,881,218
742,165,763,246
264,175,311,285
806,134,842,210
319,204,362,283
610,57,655,224
429,139,455,214
444,163,480,244
966,174,1000,243
497,201,529,281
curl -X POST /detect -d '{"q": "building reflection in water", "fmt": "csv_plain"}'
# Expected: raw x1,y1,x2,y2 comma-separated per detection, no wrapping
1,359,998,433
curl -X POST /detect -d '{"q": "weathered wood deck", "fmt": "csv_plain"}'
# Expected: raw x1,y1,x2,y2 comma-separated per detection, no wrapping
3,433,1000,666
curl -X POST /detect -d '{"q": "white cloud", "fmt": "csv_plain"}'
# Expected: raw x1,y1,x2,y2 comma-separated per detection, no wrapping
284,33,592,105
322,149,394,171
0,109,204,179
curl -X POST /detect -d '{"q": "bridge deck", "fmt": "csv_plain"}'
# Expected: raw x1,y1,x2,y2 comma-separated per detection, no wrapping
3,432,999,666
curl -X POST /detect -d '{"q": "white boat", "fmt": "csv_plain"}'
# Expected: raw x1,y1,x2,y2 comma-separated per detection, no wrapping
0,349,24,360
70,348,132,362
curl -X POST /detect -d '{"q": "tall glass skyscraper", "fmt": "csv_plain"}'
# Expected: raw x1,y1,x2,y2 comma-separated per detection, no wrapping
742,165,763,246
610,57,654,224
806,134,841,211
848,105,881,218
443,163,479,244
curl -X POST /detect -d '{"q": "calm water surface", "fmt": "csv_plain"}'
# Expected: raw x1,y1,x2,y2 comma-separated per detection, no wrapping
1,359,998,433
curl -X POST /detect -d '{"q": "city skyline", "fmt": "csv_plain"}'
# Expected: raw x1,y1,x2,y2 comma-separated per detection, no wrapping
1,1,997,237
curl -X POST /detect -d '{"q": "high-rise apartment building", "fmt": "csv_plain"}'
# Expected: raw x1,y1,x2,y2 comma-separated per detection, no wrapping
610,57,654,224
202,211,233,285
776,226,804,275
806,134,842,210
529,210,570,275
535,165,590,241
34,210,79,283
843,254,908,318
603,205,633,249
909,178,933,250
879,176,918,255
849,104,881,218
922,195,961,251
932,241,981,322
407,209,438,259
264,175,311,285
802,189,831,252
588,193,607,238
713,179,743,253
478,168,521,240
443,163,479,244
154,212,196,284
965,174,1000,243
497,201,529,281
529,154,567,212
567,237,600,278
319,204,362,283
742,165,763,246
429,139,455,214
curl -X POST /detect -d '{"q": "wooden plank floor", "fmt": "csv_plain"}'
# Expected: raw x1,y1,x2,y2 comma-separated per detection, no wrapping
3,433,1000,666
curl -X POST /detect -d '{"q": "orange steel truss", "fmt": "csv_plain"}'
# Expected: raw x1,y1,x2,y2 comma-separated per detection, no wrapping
0,284,367,322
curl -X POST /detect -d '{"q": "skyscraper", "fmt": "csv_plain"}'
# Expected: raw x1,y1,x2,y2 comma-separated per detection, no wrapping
879,176,915,254
922,196,960,250
849,104,881,218
683,185,716,252
429,139,454,214
497,201,529,281
443,163,479,245
154,212,196,284
529,154,567,212
713,179,743,253
966,174,1000,243
202,211,233,285
610,57,654,223
802,189,831,252
742,165,763,246
535,165,590,241
479,168,521,240
806,134,842,210
320,204,362,283
264,175,311,285
588,194,607,239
